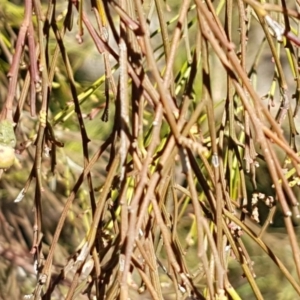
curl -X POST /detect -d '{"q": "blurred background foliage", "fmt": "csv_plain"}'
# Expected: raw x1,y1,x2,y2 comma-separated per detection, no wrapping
2,0,300,299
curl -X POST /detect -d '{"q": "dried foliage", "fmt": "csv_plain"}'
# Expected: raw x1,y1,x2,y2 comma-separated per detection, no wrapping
2,0,300,299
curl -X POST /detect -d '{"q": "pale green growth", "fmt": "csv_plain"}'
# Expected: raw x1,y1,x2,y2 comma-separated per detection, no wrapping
0,120,16,148
0,145,15,169
0,120,16,169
